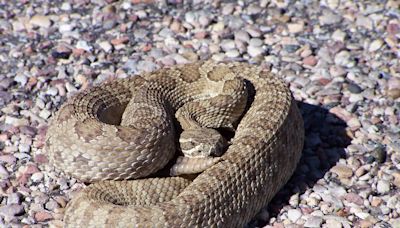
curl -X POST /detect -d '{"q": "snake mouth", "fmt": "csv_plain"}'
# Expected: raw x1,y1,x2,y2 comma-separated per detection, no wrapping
97,102,128,125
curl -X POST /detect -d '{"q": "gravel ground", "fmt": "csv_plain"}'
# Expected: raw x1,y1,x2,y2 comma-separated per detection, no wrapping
0,0,399,227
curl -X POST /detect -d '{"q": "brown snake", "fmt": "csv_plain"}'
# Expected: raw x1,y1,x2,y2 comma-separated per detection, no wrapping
45,60,304,227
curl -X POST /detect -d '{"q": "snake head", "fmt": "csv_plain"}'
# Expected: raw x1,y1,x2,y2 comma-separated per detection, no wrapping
179,128,227,158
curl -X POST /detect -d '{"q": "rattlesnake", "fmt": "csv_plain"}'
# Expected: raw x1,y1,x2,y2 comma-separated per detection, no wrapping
45,60,304,227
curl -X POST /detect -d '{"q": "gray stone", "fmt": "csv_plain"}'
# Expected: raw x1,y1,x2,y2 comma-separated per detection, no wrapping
304,216,323,227
220,39,236,51
247,46,263,57
377,180,390,194
14,74,28,86
0,204,25,217
347,83,362,94
7,193,22,205
287,209,302,222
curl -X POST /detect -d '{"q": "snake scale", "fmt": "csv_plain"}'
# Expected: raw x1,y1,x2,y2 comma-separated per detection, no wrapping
45,60,304,227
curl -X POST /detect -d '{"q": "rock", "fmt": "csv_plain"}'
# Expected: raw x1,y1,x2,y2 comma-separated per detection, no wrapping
387,77,400,99
284,45,300,53
249,38,263,47
34,154,49,164
110,37,129,46
304,216,323,227
387,22,400,35
287,22,304,34
0,204,25,218
356,16,373,30
376,180,390,194
39,109,52,120
34,211,53,222
287,209,302,222
0,91,12,105
52,45,72,59
225,49,240,58
5,116,29,126
247,45,263,57
61,2,72,11
31,172,44,182
220,39,236,51
23,164,39,175
370,197,382,207
388,89,400,99
18,144,30,153
137,61,159,72
331,164,353,179
0,155,16,164
247,4,262,15
347,117,361,130
331,29,346,42
371,145,387,163
344,193,363,205
334,51,352,67
99,41,113,52
59,23,75,33
45,200,60,211
133,29,148,40
172,55,190,65
222,3,235,15
327,0,339,8
389,218,400,228
14,74,28,86
368,39,383,52
329,107,352,121
355,212,371,220
46,87,58,96
234,30,250,43
347,83,362,94
30,15,51,28
393,172,400,188
319,10,341,25
289,194,299,207
0,164,9,177
7,193,22,205
325,218,342,228
303,56,318,66
76,40,92,52
387,195,399,208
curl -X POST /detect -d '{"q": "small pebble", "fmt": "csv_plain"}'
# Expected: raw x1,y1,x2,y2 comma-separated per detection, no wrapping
368,39,384,52
99,41,113,52
376,180,390,194
30,15,51,28
287,209,302,222
31,172,44,183
34,211,53,222
331,164,353,179
304,216,323,228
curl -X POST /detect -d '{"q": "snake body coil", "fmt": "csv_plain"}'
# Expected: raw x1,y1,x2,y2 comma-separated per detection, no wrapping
46,61,304,227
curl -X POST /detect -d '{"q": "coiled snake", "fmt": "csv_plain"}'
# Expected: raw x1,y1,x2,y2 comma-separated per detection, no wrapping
45,60,304,227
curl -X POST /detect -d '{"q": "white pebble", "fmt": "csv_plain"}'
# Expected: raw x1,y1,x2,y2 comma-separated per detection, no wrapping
76,40,92,52
31,172,44,182
304,216,323,227
14,74,28,86
287,209,302,222
39,109,52,120
376,180,390,194
99,41,113,52
368,39,383,52
247,45,263,57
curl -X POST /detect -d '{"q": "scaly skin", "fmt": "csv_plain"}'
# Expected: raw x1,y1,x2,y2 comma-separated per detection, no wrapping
45,61,304,227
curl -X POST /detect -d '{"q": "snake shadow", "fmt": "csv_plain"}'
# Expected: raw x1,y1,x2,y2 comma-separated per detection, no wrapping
248,101,351,227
